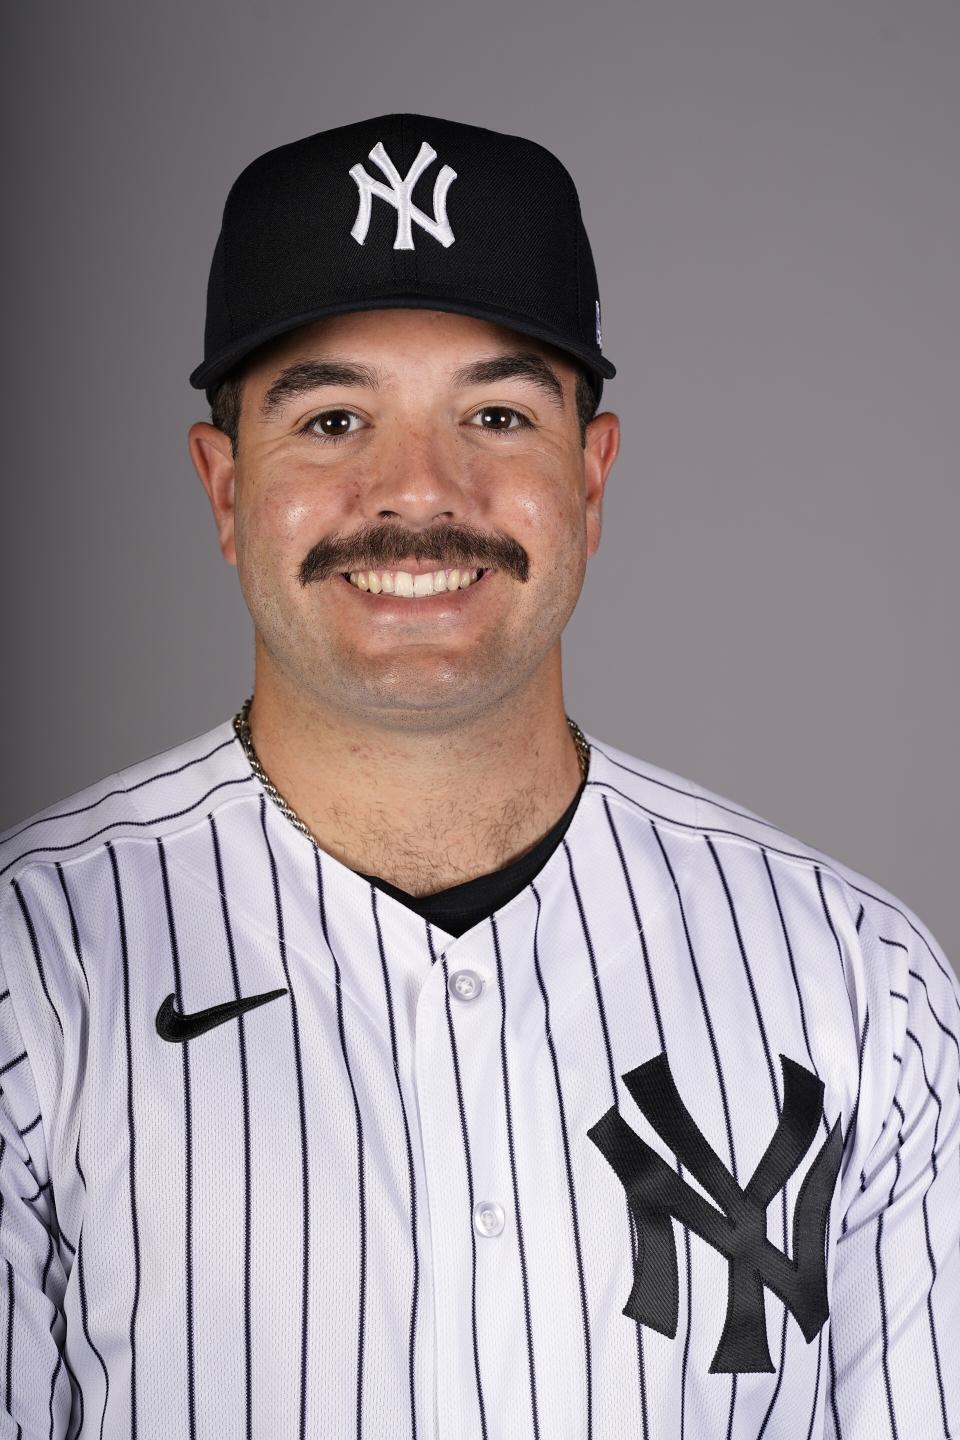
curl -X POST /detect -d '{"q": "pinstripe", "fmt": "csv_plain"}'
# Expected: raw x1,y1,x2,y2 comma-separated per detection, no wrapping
435,935,489,1440
705,836,782,1106
0,775,257,880
59,863,91,1236
876,1086,906,1440
55,864,88,996
800,869,854,1440
529,878,595,1440
762,848,833,1141
590,773,960,1011
654,826,738,1178
756,1299,789,1440
841,1011,872,1240
819,886,956,1010
59,1312,83,1440
763,850,817,1072
490,908,541,1439
591,746,711,819
52,856,91,1435
21,1176,52,1204
589,745,938,976
825,1327,843,1440
777,824,862,1440
804,1320,824,1440
904,1028,951,1436
680,1221,693,1438
906,968,960,1085
588,779,825,870
106,841,141,1439
369,885,421,1440
73,1145,109,1440
587,757,954,1035
11,883,64,1042
41,1224,65,1438
755,846,833,1438
0,736,239,849
5,1257,14,1421
259,799,311,1440
59,900,90,1440
603,795,684,1440
652,822,741,1432
706,838,802,1439
157,836,197,1440
1,1141,7,1412
209,814,254,1440
563,836,624,1440
314,849,369,1440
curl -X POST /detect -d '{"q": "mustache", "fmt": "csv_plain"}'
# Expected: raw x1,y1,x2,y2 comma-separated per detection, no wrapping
299,521,529,585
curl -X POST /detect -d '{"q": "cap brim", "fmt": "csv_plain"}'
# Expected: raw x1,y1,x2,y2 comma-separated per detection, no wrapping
189,294,616,396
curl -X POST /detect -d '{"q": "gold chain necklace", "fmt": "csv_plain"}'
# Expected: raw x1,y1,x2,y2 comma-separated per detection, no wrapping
231,694,590,852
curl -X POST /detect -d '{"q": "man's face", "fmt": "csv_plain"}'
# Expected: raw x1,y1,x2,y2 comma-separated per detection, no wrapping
190,307,619,731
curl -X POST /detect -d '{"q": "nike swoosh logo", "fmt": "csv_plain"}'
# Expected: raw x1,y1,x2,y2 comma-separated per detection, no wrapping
156,987,288,1043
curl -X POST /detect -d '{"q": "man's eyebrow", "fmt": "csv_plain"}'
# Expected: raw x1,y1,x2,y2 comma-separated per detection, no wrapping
259,360,383,421
258,348,565,423
450,352,565,408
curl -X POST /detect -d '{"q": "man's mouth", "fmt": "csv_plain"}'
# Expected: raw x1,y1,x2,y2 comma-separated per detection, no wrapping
339,566,491,597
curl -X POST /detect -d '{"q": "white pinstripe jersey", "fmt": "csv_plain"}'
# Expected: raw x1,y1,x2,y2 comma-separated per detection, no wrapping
0,715,958,1439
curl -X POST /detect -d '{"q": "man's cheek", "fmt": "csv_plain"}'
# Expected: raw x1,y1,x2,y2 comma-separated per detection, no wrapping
510,489,576,547
275,496,319,543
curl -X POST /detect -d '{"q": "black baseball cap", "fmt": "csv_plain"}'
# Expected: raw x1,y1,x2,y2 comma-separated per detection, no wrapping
189,112,616,406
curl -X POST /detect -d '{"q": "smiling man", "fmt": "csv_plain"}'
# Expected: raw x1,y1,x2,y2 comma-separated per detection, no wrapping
1,113,958,1440
189,305,617,899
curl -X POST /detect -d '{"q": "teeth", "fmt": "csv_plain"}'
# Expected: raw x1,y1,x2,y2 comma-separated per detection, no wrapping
346,567,483,595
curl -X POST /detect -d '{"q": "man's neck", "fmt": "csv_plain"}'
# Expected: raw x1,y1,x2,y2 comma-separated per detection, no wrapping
242,679,585,897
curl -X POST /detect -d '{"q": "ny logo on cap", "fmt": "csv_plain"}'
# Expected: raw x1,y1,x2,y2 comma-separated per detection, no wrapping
349,140,457,250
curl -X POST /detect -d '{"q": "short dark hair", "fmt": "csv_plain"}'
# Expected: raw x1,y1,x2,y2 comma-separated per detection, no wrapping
208,355,600,456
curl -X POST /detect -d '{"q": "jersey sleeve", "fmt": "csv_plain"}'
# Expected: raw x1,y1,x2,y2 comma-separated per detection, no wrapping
826,890,960,1438
0,910,73,1437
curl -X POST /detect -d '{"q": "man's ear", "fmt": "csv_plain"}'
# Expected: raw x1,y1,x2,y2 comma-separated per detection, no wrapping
583,411,620,558
188,423,238,566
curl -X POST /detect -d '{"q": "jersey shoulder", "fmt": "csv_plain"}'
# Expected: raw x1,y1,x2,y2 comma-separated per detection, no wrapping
0,714,256,891
584,728,957,990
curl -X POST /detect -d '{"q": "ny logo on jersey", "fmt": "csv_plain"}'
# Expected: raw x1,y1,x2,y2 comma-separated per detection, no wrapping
349,140,457,250
587,1051,843,1373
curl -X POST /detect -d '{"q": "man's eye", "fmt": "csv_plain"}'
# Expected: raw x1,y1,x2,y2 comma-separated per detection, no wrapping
469,406,532,434
303,409,365,442
300,406,532,442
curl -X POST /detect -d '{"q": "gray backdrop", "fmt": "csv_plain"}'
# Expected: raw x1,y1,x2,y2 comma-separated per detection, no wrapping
3,2,957,977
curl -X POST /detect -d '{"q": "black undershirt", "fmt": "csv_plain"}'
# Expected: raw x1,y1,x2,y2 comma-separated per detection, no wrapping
354,777,587,938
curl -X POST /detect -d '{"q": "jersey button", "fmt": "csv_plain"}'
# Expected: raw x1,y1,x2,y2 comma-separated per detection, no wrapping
449,968,484,1001
473,1201,505,1237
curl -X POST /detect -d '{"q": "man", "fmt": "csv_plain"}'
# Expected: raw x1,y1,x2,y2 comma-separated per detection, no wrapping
0,113,957,1440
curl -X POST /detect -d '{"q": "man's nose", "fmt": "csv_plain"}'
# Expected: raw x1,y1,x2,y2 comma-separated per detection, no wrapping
362,423,470,525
